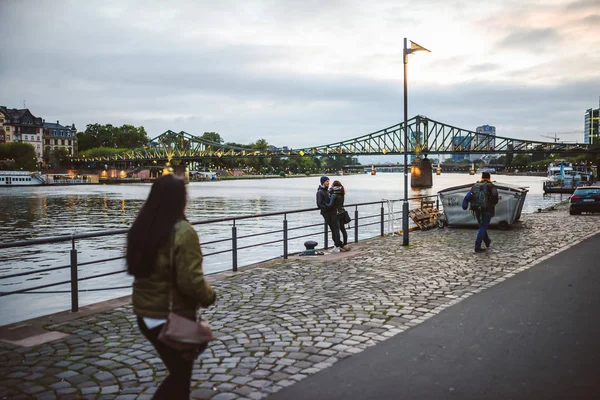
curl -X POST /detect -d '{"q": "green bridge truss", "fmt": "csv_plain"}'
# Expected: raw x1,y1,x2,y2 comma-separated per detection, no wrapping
72,115,598,164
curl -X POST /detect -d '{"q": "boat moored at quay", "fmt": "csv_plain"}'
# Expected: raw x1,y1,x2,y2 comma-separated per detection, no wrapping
0,171,46,186
543,160,596,194
0,171,99,186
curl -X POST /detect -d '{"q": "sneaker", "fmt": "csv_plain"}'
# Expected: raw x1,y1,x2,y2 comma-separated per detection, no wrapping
484,241,491,249
474,248,487,253
331,247,341,253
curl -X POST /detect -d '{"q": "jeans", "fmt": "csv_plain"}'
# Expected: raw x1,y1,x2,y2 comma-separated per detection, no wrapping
138,317,194,399
323,214,343,248
339,222,348,246
475,211,492,250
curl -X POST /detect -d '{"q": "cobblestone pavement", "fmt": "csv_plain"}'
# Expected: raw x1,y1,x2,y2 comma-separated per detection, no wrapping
1,204,599,400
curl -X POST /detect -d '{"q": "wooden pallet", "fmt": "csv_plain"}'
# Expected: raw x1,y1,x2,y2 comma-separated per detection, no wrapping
409,204,441,231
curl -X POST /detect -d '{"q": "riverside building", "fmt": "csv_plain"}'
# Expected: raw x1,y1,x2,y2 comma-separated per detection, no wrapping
0,106,44,161
43,120,78,157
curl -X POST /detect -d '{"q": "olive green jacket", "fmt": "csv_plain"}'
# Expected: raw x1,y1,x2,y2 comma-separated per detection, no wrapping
132,219,216,320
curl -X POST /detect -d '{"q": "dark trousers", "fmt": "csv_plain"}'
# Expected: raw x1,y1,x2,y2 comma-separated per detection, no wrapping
323,214,343,248
475,211,492,250
339,220,348,246
138,317,193,399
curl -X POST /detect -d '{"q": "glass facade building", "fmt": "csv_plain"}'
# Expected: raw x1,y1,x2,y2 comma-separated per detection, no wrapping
584,108,599,144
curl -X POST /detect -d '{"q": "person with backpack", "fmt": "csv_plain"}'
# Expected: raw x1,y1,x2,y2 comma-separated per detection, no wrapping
462,171,499,253
316,176,346,253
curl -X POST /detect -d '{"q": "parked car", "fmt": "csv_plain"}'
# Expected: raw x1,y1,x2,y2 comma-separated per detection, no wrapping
569,186,600,215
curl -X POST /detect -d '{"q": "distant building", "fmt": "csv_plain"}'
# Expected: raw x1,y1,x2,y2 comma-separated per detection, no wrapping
473,125,497,161
452,136,472,161
584,108,599,144
43,120,78,157
0,107,10,144
0,106,44,161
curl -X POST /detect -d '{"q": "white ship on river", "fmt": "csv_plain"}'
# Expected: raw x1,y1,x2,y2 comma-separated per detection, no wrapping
0,171,46,186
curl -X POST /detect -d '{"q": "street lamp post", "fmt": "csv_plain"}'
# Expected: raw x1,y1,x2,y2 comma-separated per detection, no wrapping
402,38,430,246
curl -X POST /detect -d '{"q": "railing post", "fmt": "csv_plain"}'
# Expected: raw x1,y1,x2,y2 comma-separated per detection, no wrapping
354,208,359,243
380,203,385,236
283,214,288,259
436,196,439,210
70,235,79,313
323,220,328,249
232,223,238,272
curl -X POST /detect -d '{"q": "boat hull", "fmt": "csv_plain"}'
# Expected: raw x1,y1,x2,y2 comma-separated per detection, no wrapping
0,171,45,186
438,182,528,228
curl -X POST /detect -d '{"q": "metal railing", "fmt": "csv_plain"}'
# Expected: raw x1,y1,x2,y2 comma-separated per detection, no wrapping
0,195,441,313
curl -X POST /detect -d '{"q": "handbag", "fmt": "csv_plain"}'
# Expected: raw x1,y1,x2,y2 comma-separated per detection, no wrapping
341,210,352,224
158,229,214,353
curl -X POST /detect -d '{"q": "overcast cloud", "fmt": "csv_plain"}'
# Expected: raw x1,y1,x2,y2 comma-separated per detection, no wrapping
1,0,598,151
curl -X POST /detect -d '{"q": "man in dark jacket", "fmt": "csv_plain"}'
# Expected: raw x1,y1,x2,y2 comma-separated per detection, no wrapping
463,171,499,253
316,176,345,252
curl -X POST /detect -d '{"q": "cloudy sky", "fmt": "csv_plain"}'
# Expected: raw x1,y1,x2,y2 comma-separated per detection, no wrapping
1,0,599,151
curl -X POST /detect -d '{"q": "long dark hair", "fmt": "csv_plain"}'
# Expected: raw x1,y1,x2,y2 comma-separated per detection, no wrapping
126,174,187,277
332,180,345,195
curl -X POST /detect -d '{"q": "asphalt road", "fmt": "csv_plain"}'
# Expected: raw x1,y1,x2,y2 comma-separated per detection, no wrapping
268,233,600,400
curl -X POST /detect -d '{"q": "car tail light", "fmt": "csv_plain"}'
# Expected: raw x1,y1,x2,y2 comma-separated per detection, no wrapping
570,196,581,202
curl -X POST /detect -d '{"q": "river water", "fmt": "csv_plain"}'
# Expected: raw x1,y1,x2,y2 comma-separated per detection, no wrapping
0,173,567,325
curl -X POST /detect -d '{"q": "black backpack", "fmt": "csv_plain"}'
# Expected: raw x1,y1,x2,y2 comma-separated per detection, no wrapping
470,182,497,211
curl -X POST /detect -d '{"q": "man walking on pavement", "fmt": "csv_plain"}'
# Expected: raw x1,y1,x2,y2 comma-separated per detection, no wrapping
316,176,346,253
463,171,499,253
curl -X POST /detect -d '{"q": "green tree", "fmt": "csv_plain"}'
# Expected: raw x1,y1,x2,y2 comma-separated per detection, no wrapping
512,154,531,167
77,123,148,151
76,131,98,152
81,147,130,158
505,144,514,167
48,148,70,168
201,132,223,144
0,142,37,170
115,125,148,148
251,139,269,151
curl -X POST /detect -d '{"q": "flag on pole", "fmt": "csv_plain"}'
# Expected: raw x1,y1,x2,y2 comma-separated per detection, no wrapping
410,41,431,53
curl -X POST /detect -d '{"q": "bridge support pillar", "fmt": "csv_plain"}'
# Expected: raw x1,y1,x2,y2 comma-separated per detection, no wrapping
411,157,433,188
173,164,190,184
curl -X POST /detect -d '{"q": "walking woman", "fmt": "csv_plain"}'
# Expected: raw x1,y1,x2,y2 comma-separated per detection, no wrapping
126,174,216,399
330,180,350,250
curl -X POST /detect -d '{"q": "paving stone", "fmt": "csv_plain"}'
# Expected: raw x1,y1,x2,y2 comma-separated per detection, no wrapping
191,387,217,399
212,392,239,400
231,376,253,385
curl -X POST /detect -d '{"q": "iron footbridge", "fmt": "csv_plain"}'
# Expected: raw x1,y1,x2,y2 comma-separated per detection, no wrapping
72,115,598,164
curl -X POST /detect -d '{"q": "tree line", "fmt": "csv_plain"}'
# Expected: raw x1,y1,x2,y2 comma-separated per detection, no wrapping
194,132,358,175
0,143,38,171
78,127,360,174
77,124,149,152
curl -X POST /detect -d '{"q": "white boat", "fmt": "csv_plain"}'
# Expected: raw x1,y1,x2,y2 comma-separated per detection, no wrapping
0,171,46,186
547,160,574,183
544,160,594,192
438,182,528,229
